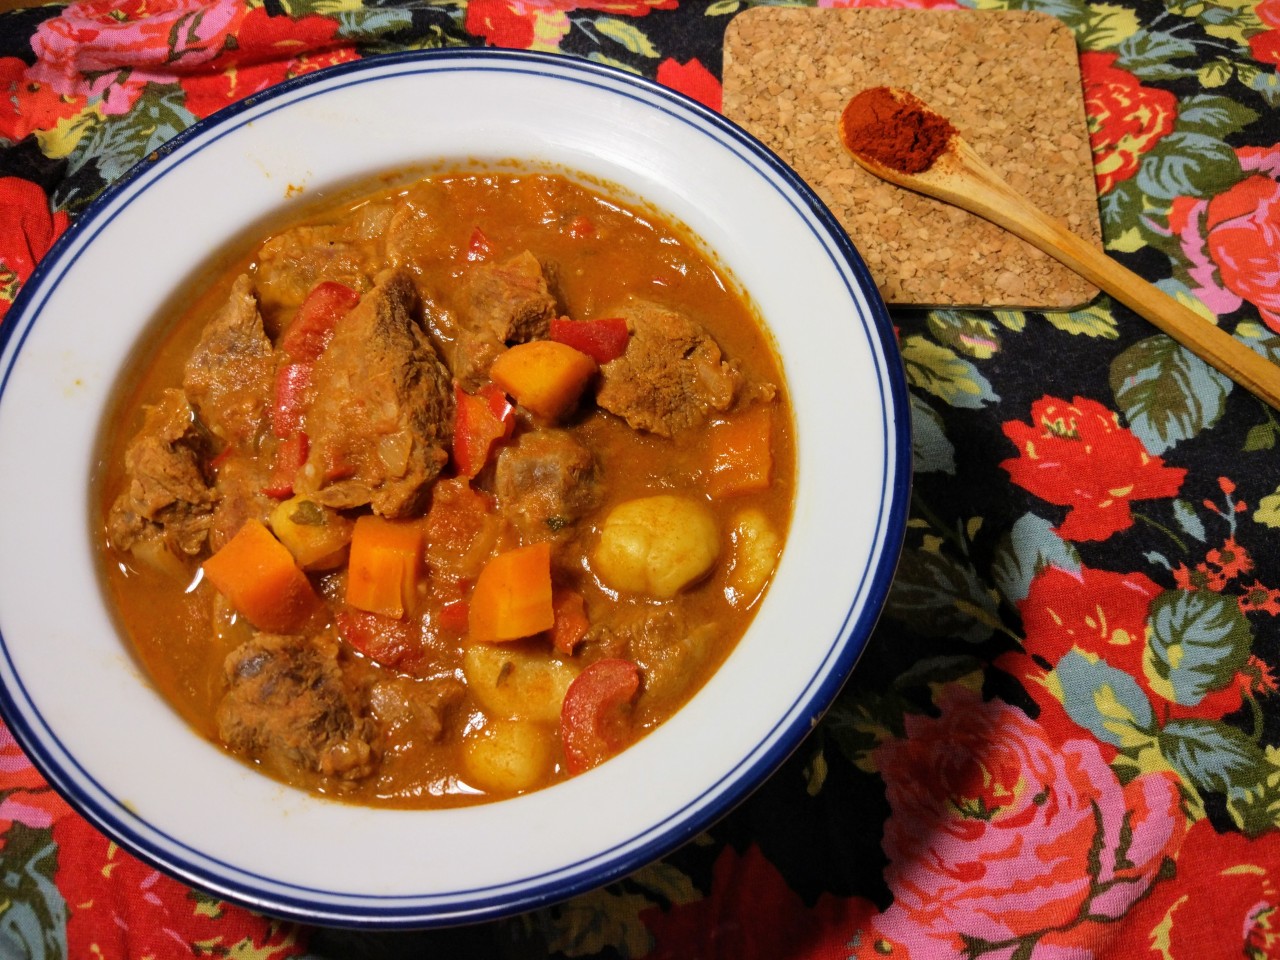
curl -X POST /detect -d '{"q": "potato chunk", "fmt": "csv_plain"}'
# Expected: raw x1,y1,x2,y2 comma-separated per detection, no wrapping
593,495,719,599
727,508,781,604
463,642,579,724
267,496,354,570
462,717,554,794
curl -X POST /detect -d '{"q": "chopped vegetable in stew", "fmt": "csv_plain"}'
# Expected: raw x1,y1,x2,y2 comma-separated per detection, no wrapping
96,171,794,807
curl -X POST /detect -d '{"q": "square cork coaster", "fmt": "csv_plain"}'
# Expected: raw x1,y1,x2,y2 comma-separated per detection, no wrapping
723,7,1103,309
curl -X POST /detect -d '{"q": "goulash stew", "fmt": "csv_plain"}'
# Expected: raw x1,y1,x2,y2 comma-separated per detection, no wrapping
97,172,794,807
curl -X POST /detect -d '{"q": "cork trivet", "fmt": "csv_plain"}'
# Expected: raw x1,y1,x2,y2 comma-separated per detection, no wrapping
723,7,1103,309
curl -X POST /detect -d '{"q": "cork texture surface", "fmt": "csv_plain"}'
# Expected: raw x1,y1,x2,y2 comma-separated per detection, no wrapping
722,7,1103,309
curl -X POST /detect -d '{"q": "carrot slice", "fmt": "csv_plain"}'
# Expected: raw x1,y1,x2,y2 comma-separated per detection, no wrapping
706,405,774,498
202,519,320,634
489,341,597,421
345,515,425,619
468,542,555,642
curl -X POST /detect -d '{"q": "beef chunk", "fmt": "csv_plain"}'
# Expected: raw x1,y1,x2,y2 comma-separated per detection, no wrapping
207,451,275,553
253,205,392,328
452,250,557,387
182,274,274,447
106,388,215,559
596,301,742,437
217,632,376,781
367,675,464,751
297,269,452,518
591,607,715,712
494,429,600,542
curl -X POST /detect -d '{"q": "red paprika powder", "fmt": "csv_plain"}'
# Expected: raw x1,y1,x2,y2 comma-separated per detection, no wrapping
839,86,955,174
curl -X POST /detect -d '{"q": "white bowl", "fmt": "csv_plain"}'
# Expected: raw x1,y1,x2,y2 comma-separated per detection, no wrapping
0,50,908,927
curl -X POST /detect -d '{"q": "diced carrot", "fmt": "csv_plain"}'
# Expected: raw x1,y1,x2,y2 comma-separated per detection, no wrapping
488,341,597,421
468,542,555,643
706,405,774,498
550,588,590,655
202,519,320,634
345,515,425,619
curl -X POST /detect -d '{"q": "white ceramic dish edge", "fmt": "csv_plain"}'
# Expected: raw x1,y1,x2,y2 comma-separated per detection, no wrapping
0,49,910,927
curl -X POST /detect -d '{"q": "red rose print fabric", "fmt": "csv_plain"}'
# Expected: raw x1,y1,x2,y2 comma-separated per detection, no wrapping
1080,51,1177,194
0,2,1279,959
0,177,67,321
999,395,1186,542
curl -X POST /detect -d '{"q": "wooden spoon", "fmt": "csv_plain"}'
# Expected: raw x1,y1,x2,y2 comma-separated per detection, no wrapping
839,86,1280,411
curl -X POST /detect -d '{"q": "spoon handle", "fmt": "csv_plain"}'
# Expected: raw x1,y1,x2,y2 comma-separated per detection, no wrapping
933,140,1280,411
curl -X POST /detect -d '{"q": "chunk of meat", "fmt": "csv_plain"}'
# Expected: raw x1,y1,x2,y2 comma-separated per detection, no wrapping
596,301,742,437
216,632,376,781
452,250,558,387
367,675,465,754
589,606,715,714
296,269,453,518
106,388,215,559
207,451,275,553
423,477,502,583
253,204,392,328
494,429,600,542
182,274,274,447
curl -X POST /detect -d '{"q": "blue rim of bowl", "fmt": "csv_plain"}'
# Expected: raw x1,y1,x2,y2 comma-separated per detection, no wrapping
0,48,910,928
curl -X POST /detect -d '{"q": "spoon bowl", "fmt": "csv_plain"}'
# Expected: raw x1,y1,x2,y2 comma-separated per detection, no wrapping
841,86,1280,411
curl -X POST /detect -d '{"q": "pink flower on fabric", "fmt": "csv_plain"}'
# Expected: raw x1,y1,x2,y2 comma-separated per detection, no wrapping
871,687,1184,956
465,0,677,49
1166,143,1280,333
0,721,70,838
28,0,241,115
819,0,962,9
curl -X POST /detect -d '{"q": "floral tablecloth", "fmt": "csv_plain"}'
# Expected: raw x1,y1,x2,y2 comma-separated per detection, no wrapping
1,0,1279,957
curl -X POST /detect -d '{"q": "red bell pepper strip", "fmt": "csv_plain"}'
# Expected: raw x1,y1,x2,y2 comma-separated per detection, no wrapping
263,431,309,499
271,361,312,439
549,317,630,364
550,588,590,655
560,658,641,774
280,281,361,362
451,382,514,478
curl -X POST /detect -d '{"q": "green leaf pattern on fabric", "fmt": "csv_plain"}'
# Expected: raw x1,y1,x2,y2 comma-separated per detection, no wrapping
1144,589,1253,705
